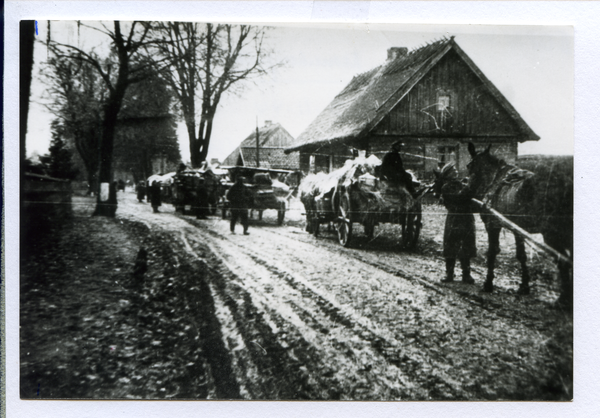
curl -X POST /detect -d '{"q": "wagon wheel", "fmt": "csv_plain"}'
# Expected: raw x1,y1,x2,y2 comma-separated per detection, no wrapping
305,212,314,233
313,219,321,237
403,205,422,250
277,202,285,225
337,193,353,247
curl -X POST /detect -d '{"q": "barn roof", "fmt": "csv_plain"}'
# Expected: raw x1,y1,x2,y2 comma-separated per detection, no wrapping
222,122,299,169
286,37,539,154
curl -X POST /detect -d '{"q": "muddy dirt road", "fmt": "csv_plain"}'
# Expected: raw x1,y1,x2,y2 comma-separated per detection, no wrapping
20,191,572,400
116,191,571,400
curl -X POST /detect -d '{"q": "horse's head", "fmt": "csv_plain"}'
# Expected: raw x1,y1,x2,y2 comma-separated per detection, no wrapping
466,142,504,198
432,163,458,198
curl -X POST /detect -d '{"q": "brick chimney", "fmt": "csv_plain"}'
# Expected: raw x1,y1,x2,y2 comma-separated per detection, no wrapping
387,47,408,60
264,120,272,127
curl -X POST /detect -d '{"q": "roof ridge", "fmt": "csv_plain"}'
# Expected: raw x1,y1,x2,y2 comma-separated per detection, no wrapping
407,35,453,56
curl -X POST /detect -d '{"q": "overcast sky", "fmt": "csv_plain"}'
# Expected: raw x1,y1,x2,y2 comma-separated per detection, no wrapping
26,22,573,165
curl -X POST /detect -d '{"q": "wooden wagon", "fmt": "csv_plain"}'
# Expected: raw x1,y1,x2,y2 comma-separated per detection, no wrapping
171,168,225,215
220,166,297,225
301,158,423,249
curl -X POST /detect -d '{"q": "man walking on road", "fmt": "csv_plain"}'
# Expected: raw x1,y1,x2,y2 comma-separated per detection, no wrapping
227,176,252,235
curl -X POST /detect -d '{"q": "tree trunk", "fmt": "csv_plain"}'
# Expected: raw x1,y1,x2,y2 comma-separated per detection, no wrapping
198,116,213,164
93,99,121,216
93,21,129,217
186,121,200,168
93,82,128,215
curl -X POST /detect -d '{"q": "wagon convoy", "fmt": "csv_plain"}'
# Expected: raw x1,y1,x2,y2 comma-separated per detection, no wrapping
149,164,294,225
299,154,426,249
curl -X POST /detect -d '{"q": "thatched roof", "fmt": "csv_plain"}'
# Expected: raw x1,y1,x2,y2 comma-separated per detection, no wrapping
286,37,539,154
223,122,298,169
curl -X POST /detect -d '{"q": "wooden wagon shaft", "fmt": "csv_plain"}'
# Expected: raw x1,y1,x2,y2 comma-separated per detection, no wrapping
471,198,573,266
400,152,440,161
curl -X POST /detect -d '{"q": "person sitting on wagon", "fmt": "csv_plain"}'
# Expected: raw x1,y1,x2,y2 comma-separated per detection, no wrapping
379,141,417,196
226,176,252,235
434,163,476,284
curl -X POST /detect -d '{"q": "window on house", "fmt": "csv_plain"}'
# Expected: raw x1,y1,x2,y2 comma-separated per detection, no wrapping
438,146,457,167
437,95,450,111
309,155,316,173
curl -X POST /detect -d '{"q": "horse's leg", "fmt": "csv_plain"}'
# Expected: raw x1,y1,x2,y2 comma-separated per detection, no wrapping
545,235,573,309
555,259,573,309
484,224,501,293
515,234,530,295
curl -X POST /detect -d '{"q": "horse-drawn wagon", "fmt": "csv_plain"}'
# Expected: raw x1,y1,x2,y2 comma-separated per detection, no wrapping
171,165,226,215
300,155,423,249
220,166,298,225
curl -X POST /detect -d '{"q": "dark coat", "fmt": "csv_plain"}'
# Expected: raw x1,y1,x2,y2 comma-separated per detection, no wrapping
227,181,252,209
380,151,405,182
137,182,146,201
150,182,162,208
380,151,415,193
441,179,477,259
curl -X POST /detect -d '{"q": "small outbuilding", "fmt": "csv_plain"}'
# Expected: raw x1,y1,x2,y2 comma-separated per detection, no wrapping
223,121,300,171
285,36,539,178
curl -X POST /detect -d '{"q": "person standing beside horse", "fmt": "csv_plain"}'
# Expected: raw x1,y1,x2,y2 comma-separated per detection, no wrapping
433,163,476,284
150,181,162,213
227,176,252,235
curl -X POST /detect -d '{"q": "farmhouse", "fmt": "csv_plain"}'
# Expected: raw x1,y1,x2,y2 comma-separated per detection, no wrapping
223,121,300,171
285,37,539,178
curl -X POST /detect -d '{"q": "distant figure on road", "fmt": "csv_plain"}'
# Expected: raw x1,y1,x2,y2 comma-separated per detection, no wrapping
150,181,162,213
379,141,416,196
137,181,146,203
226,176,252,235
433,163,476,284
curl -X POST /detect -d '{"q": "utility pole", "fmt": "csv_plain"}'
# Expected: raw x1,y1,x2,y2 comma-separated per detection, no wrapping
255,117,260,167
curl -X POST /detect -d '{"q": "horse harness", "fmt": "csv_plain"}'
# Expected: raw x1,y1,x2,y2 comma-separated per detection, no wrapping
482,164,535,207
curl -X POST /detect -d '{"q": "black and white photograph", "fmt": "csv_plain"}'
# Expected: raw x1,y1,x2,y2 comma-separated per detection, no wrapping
7,1,599,415
17,18,574,402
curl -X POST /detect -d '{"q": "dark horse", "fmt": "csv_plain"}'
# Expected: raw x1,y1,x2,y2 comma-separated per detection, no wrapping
466,143,573,307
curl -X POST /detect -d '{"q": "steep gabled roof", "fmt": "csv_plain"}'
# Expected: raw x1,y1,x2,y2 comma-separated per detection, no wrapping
223,122,298,169
286,37,539,154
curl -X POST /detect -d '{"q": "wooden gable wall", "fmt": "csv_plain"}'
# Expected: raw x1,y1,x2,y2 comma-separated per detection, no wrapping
374,49,521,139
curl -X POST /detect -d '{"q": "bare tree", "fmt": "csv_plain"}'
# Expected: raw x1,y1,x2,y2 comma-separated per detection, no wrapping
152,23,276,167
49,21,160,216
41,56,104,192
